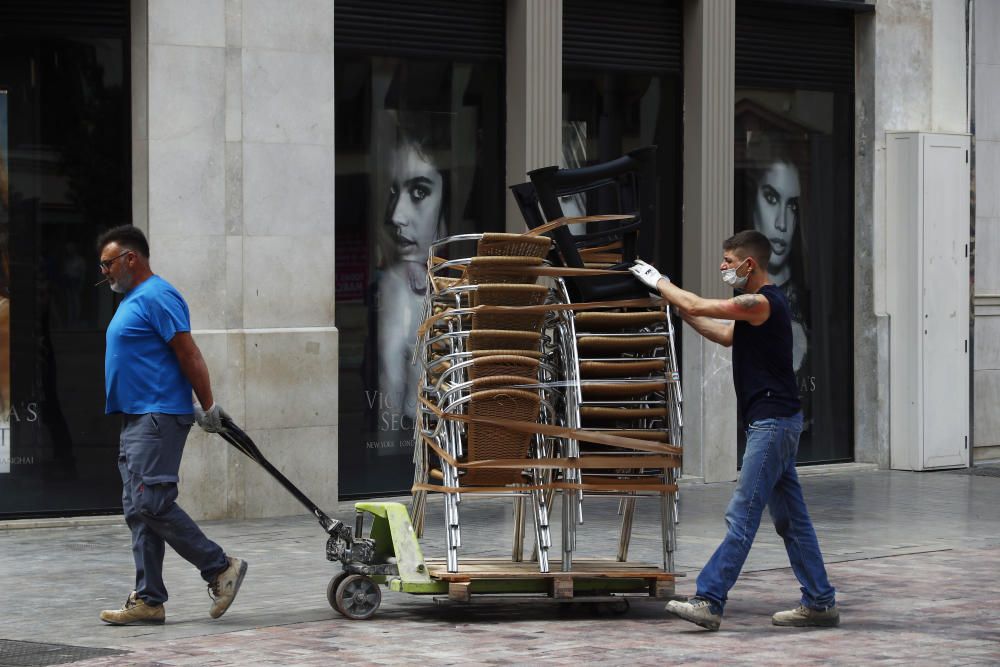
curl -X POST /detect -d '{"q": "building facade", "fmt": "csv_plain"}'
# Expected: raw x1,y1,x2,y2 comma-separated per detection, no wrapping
0,0,992,520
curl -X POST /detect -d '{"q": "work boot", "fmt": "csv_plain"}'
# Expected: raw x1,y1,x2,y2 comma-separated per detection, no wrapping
665,596,722,631
100,591,165,625
208,556,248,619
772,604,840,627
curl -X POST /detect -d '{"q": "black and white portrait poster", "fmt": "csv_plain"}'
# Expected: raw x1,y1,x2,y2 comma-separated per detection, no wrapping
1,88,10,473
735,92,854,465
335,58,503,497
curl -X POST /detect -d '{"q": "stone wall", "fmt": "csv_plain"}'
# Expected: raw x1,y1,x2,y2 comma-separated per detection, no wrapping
131,0,339,519
973,0,1000,462
855,0,970,467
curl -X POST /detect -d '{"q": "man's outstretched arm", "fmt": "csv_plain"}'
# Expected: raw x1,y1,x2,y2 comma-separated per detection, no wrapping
679,310,735,347
655,280,769,325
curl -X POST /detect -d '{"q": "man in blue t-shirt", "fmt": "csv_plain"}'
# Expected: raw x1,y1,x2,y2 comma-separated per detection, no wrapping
630,230,837,632
96,225,248,626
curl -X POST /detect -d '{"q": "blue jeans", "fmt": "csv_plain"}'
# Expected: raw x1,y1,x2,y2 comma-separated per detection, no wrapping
118,413,228,605
696,412,835,614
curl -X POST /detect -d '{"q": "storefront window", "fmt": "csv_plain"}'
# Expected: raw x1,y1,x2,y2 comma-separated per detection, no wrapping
561,65,683,278
734,89,854,464
0,15,131,515
335,57,503,497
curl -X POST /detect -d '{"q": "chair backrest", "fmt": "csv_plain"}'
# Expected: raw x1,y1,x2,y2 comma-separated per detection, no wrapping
471,283,548,332
515,146,659,302
467,329,541,352
476,233,551,259
467,354,540,381
509,182,550,238
528,146,657,265
465,256,543,286
463,388,541,486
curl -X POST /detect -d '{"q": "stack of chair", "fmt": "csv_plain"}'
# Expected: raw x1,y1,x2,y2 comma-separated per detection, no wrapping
409,146,682,577
516,146,683,572
411,232,565,573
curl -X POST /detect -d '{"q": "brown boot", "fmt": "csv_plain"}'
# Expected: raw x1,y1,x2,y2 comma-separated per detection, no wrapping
100,591,165,625
208,556,248,619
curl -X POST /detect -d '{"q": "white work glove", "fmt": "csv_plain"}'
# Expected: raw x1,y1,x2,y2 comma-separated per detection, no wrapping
629,259,668,291
195,402,230,433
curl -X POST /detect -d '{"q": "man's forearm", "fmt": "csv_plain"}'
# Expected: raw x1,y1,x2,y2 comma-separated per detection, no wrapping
178,349,214,409
657,278,703,313
681,312,734,347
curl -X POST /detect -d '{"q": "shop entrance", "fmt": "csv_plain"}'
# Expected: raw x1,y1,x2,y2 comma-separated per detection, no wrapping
0,1,131,516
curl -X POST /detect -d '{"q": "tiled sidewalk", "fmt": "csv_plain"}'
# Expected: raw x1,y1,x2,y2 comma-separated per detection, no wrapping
2,468,999,665
62,545,1000,666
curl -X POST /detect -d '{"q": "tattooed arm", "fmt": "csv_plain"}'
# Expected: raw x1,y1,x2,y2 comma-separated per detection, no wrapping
655,280,772,326
679,310,736,347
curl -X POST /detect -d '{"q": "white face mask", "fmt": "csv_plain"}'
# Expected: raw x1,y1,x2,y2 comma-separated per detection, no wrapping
721,258,750,289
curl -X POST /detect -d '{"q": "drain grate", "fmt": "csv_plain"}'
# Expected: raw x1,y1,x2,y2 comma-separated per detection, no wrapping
0,639,128,667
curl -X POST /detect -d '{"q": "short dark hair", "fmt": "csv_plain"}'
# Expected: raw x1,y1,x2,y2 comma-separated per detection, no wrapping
723,229,771,269
96,225,149,258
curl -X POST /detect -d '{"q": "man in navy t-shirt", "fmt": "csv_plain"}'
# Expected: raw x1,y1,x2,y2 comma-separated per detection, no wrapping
630,230,837,631
97,226,248,626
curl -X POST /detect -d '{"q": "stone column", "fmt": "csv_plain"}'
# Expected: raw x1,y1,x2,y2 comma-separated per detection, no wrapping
135,0,339,519
973,0,1000,462
680,0,737,483
857,1,970,468
505,0,562,232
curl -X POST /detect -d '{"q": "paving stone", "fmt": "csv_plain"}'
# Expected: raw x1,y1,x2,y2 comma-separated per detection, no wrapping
1,469,999,664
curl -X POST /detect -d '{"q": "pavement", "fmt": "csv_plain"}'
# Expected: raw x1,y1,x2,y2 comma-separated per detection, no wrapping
1,466,999,666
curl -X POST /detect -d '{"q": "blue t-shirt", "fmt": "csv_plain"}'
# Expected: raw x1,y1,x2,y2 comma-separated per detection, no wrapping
105,275,194,415
732,284,801,428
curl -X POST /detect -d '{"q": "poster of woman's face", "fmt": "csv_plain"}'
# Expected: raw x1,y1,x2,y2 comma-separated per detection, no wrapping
337,55,504,496
384,139,445,267
0,88,7,222
752,161,800,283
372,126,448,462
734,91,855,466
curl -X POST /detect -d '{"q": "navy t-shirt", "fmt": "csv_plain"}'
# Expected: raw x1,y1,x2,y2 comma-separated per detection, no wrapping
105,275,194,415
732,284,801,428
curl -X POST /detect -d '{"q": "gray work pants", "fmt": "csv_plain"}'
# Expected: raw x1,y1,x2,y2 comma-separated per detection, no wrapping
118,413,227,605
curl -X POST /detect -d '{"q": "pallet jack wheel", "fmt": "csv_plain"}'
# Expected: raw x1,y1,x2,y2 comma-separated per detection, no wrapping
333,574,381,620
606,597,630,615
590,597,630,616
327,573,349,614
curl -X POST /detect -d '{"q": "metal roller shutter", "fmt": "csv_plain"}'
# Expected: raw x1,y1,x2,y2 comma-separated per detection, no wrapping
563,0,682,74
0,0,128,36
334,0,505,62
736,0,857,92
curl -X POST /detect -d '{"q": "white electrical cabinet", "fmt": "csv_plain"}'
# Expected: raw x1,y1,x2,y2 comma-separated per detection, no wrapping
886,132,970,471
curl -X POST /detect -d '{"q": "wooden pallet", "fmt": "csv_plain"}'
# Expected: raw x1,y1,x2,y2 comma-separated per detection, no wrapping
422,558,676,602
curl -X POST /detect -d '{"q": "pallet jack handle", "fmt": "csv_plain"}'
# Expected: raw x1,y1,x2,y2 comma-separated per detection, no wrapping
216,417,352,543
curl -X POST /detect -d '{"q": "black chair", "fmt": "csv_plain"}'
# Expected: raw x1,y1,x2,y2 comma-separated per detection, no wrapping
513,146,659,303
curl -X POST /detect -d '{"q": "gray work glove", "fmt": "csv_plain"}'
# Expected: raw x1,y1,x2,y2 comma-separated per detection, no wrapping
195,402,230,433
629,259,668,291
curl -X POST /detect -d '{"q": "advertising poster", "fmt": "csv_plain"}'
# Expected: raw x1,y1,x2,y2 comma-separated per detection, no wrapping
1,88,10,473
734,93,854,464
336,58,502,497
